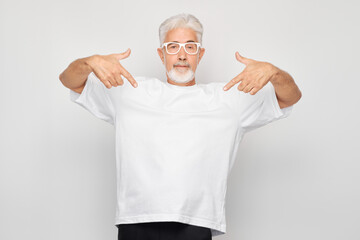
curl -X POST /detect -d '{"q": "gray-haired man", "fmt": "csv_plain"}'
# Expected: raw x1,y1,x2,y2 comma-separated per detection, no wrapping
60,13,301,240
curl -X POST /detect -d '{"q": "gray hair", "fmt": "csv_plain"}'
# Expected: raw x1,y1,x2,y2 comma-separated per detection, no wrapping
158,13,204,47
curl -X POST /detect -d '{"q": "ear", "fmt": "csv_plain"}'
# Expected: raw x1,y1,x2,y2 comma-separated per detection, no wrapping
157,48,165,64
198,48,205,64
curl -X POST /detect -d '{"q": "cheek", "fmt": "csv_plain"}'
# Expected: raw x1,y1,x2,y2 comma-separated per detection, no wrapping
190,59,198,71
166,62,173,71
165,56,176,70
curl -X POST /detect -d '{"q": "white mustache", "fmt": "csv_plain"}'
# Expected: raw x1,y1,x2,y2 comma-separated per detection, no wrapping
174,62,190,67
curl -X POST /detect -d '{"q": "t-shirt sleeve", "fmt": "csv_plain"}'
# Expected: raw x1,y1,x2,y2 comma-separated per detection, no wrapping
69,72,116,126
238,81,293,133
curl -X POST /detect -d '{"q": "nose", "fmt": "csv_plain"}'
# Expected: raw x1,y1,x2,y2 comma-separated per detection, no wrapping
177,45,187,61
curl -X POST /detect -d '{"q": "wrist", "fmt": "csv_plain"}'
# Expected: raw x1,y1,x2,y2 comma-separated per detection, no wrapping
269,65,281,85
84,55,99,72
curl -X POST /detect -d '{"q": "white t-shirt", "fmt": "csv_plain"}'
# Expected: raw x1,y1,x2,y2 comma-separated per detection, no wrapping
69,72,292,237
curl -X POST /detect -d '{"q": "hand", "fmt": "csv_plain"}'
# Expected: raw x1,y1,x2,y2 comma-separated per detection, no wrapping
87,48,138,88
223,52,278,95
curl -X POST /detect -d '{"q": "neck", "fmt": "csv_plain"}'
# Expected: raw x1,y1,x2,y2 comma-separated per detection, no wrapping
166,77,196,86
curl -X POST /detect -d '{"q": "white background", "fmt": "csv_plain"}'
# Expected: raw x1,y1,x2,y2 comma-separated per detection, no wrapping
1,0,359,239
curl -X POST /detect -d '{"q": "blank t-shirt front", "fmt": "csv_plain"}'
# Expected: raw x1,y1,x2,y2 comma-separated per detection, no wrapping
69,72,292,237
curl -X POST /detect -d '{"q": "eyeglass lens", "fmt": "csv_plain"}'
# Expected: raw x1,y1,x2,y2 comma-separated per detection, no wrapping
166,43,198,54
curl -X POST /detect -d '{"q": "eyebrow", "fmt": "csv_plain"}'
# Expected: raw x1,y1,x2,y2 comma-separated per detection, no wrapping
171,40,196,43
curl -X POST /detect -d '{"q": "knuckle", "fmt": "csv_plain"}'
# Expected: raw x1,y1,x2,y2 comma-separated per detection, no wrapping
101,76,108,83
104,73,112,80
105,77,112,84
113,72,121,80
115,69,122,76
120,68,130,76
123,72,130,78
102,81,111,88
92,54,101,63
111,70,118,76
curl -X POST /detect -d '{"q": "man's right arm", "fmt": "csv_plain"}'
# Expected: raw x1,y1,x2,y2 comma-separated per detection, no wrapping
59,49,138,95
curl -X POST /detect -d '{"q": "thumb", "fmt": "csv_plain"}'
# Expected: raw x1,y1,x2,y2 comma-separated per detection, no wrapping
114,48,131,60
235,51,250,65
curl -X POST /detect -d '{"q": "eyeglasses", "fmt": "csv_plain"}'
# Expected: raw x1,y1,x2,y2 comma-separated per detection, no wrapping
161,42,201,55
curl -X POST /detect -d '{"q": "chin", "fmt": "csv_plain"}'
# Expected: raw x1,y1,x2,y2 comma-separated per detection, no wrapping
169,69,195,83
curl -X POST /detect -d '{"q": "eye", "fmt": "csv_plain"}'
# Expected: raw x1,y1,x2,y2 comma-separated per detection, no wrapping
186,43,196,48
168,43,178,49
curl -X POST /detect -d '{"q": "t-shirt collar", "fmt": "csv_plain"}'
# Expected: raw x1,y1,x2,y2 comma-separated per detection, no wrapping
165,81,199,90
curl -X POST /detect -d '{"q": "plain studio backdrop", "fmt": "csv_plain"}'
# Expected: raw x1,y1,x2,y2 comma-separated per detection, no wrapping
0,0,359,239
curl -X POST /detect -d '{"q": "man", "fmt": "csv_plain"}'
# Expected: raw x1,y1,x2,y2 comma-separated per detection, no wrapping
59,13,301,240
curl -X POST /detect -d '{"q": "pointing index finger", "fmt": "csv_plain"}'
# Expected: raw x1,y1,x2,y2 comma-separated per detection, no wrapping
223,72,244,91
223,78,238,91
119,65,138,88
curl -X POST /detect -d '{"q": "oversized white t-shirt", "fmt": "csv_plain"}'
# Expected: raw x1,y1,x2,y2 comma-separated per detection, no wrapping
69,72,292,237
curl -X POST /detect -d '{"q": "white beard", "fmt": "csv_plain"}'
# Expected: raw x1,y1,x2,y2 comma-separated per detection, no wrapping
166,67,195,84
163,49,197,84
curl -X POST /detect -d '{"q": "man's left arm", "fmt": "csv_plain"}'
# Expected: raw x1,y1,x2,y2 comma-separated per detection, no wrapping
268,67,302,109
223,52,302,109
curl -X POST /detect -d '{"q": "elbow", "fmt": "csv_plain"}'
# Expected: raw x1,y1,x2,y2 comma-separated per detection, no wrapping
289,84,302,106
289,89,302,106
59,72,68,88
295,89,302,104
59,72,64,84
279,90,302,109
290,90,302,107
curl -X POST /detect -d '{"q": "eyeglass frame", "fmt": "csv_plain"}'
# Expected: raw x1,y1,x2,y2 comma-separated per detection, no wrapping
161,42,202,55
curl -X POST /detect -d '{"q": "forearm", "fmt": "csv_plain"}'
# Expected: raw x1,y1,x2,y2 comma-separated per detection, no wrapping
269,67,302,108
59,56,94,90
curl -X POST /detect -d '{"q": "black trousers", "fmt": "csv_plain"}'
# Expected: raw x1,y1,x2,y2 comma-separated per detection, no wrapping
117,221,212,240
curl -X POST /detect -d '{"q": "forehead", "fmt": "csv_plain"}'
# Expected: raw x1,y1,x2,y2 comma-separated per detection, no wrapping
164,28,198,42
